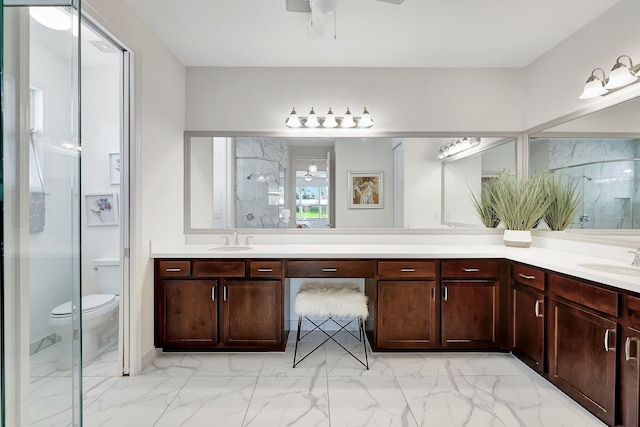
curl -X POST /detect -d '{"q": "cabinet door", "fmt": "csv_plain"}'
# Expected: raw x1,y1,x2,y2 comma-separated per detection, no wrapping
376,280,437,349
548,299,616,426
512,284,544,373
442,280,499,349
622,326,640,427
221,280,283,348
158,280,217,348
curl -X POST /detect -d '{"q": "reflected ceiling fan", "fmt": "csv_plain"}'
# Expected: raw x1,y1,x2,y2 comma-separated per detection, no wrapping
284,0,405,38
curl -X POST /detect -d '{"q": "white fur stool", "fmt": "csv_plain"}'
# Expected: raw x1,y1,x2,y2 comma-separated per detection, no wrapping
293,281,370,369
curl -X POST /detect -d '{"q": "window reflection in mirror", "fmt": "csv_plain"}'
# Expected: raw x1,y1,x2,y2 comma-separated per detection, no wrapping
185,134,519,232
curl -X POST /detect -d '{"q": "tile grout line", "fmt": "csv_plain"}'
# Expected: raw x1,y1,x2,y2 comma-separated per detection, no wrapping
151,355,203,426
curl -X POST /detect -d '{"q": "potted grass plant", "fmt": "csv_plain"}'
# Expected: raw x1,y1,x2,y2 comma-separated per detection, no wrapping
542,172,582,231
469,178,500,228
488,171,551,247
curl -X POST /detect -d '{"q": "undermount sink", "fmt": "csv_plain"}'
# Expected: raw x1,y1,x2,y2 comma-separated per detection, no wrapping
579,263,640,277
209,246,252,251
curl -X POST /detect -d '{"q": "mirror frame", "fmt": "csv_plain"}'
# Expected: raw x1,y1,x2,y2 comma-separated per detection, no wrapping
184,131,522,234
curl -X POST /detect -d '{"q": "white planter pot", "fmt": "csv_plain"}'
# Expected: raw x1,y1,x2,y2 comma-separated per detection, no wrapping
503,230,532,248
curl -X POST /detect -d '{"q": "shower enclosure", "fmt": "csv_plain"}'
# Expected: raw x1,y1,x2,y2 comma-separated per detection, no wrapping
2,1,83,426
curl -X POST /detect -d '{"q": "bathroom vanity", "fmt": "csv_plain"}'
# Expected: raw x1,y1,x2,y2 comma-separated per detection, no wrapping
152,241,640,427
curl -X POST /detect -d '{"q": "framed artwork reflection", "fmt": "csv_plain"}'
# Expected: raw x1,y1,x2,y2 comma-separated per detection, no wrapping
348,171,383,209
86,193,118,226
109,153,121,185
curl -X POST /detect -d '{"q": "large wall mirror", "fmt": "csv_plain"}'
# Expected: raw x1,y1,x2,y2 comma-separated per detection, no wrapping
529,96,640,230
185,133,518,232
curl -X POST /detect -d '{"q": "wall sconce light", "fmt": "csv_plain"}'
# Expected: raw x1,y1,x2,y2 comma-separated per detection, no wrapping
436,137,481,159
285,107,374,128
579,55,640,99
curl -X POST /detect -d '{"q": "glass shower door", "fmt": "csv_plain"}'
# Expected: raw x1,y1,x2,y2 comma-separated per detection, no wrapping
2,2,82,426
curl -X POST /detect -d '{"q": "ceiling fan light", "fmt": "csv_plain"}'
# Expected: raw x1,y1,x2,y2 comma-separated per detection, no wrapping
340,108,356,128
322,108,338,128
604,57,638,89
305,107,320,128
304,172,313,182
358,107,374,128
285,107,303,128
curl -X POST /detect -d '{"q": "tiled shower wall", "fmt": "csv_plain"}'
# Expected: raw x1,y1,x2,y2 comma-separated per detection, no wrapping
548,139,639,229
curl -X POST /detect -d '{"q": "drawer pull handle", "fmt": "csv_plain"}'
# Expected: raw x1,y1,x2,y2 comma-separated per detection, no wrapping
257,268,273,272
534,300,544,318
431,287,436,302
322,268,338,272
604,329,616,352
165,268,182,272
463,268,480,272
519,273,536,280
223,286,228,302
443,286,448,302
211,286,215,302
400,268,416,272
626,337,639,362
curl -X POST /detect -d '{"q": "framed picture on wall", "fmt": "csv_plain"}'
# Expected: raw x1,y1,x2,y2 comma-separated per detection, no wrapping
109,152,121,185
86,193,118,226
348,171,383,209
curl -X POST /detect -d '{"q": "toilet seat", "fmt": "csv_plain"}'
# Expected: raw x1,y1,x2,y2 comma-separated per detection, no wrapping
50,294,118,318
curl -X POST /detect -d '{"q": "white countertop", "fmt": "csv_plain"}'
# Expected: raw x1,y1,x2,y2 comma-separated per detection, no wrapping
151,242,640,294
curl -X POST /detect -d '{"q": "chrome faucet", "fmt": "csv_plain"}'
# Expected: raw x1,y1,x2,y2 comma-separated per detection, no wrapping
629,248,640,266
232,230,240,246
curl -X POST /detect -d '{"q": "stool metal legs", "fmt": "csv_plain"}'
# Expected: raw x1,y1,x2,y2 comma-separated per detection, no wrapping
292,316,369,370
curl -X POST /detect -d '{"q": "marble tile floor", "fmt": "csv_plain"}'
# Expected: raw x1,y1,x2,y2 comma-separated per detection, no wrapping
30,333,607,427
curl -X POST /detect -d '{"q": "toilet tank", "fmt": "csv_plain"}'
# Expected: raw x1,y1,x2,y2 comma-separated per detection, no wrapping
93,257,121,294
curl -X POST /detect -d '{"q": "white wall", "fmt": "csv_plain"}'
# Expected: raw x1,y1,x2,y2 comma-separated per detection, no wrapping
81,65,121,296
523,0,640,130
334,138,395,228
186,67,524,133
84,0,186,371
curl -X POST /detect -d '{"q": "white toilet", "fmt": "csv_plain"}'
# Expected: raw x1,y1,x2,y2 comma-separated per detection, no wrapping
49,257,120,370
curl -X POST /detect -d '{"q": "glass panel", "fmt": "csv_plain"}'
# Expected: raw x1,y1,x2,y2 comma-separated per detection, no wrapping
2,3,81,426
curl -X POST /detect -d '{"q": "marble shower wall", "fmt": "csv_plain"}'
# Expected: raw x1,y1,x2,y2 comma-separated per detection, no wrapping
548,139,639,229
235,138,287,228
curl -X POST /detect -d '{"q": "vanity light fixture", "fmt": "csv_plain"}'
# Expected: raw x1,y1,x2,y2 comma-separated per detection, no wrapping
436,137,481,159
285,107,373,128
579,55,640,99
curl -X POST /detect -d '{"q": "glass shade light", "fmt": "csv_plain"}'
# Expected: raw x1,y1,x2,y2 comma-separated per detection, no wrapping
340,107,356,128
304,172,313,182
285,107,303,128
323,108,339,128
579,68,608,99
305,107,320,128
30,7,71,31
308,162,318,173
604,55,638,90
358,107,374,128
436,138,481,159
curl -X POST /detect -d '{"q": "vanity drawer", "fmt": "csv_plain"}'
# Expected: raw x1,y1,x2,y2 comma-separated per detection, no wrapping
549,274,619,317
627,294,640,328
511,264,545,291
157,260,191,278
287,260,375,278
378,261,437,278
192,260,245,278
441,260,501,278
249,261,283,278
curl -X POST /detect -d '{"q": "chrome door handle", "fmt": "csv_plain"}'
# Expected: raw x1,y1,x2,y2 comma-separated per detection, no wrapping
626,337,639,362
534,300,543,318
211,285,215,302
223,286,228,302
443,286,448,302
604,329,615,352
431,287,436,302
519,273,536,280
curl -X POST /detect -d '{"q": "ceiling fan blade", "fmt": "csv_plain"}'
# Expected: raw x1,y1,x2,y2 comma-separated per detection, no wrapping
376,0,405,4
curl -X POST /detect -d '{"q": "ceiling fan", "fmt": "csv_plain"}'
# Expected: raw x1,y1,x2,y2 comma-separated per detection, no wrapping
284,0,405,38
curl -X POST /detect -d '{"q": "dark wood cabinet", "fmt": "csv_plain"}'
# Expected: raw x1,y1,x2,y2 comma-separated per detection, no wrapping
376,280,437,349
621,295,640,427
547,274,618,426
511,264,545,373
441,260,501,349
221,280,282,347
155,259,285,351
156,279,218,348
